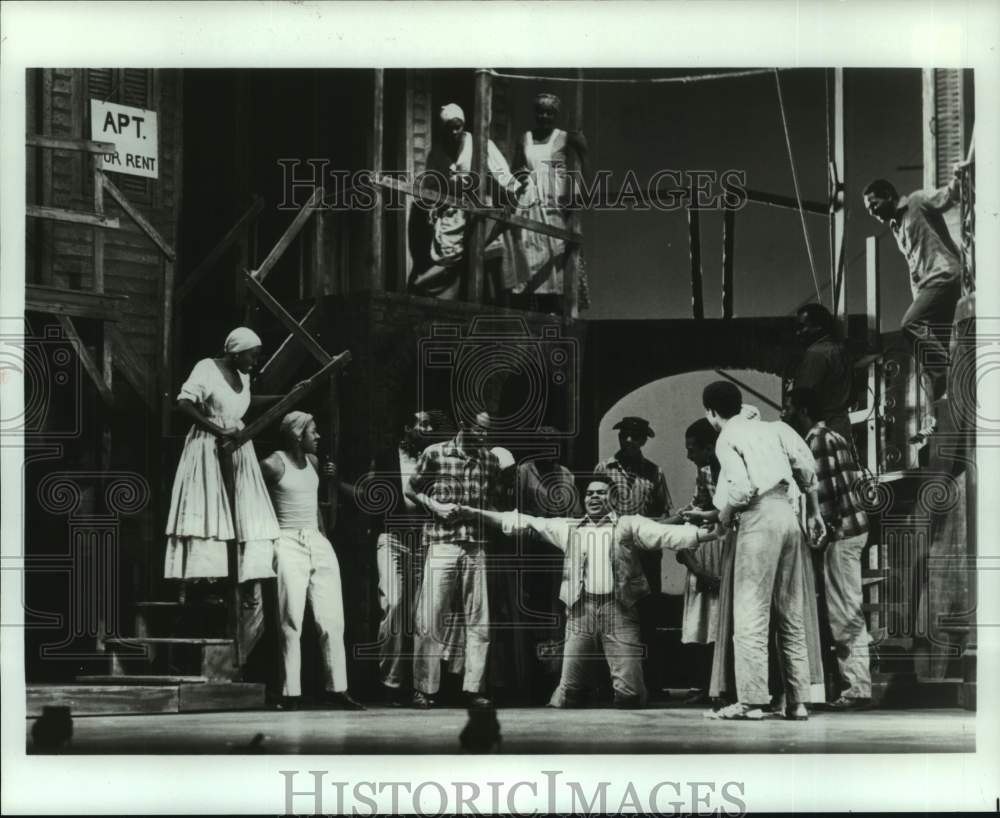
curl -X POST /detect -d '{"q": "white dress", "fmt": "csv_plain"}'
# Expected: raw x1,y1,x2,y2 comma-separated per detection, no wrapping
504,129,573,296
163,358,279,581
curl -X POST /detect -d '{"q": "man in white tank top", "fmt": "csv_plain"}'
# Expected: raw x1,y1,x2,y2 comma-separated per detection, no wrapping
261,411,364,710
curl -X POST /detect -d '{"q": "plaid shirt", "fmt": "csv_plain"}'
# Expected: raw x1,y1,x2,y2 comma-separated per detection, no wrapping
409,438,501,546
690,459,720,511
806,422,869,539
595,453,672,518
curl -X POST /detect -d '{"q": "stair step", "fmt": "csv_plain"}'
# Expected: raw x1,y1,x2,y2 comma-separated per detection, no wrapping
106,637,233,646
27,682,266,717
76,674,208,685
104,638,238,682
136,600,226,608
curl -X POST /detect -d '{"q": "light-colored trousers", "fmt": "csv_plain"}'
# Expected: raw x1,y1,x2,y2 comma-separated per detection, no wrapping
413,540,489,695
824,532,873,698
276,529,347,697
732,492,812,706
376,529,423,688
549,592,647,707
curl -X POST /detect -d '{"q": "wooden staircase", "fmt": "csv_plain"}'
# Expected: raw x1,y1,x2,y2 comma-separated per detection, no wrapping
27,600,266,717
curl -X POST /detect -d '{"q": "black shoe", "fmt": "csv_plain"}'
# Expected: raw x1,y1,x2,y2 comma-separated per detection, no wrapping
785,703,809,721
411,691,434,709
826,696,872,711
465,693,493,709
274,696,302,711
322,691,366,711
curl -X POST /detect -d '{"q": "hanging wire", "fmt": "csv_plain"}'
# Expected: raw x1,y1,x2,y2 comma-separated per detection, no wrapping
773,68,823,304
488,68,773,85
824,70,836,312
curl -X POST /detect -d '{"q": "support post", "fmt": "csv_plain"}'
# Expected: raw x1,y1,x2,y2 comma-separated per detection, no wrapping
829,68,847,330
687,194,704,319
865,236,881,475
370,68,385,291
722,206,735,318
93,168,105,293
563,68,584,320
468,68,493,304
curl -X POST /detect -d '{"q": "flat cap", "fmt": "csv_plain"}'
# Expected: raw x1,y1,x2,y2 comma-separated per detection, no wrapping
612,416,654,438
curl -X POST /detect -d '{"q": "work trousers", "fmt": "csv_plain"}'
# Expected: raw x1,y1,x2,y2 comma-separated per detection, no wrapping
732,493,811,706
549,592,647,708
823,532,873,699
276,529,347,697
376,529,423,689
901,275,961,401
413,540,489,695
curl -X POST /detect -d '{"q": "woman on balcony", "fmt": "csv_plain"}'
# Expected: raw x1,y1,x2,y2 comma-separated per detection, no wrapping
504,92,590,315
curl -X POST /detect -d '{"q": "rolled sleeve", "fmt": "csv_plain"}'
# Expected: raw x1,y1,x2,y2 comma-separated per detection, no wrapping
621,515,700,551
778,422,818,493
714,439,752,509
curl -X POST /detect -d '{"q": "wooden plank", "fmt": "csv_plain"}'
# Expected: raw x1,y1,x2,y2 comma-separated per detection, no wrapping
377,176,580,242
39,70,54,286
252,185,323,284
722,206,735,318
220,351,352,456
56,316,115,407
26,684,179,717
27,205,120,229
174,196,265,304
243,272,332,367
76,675,207,685
688,197,704,319
866,235,881,475
256,306,320,394
25,284,125,322
831,68,847,326
26,135,117,154
467,68,492,304
370,68,385,290
744,188,828,215
178,682,266,713
106,323,156,410
100,175,176,261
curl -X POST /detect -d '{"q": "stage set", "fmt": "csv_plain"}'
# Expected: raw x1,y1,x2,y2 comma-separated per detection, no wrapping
21,66,976,754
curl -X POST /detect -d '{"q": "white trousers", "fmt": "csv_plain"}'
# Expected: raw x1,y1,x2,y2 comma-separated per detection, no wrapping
276,529,347,697
824,532,873,699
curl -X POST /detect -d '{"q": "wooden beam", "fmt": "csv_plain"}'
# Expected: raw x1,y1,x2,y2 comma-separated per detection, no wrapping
57,316,115,407
255,305,320,393
377,176,580,242
243,271,332,368
27,205,120,229
220,352,352,456
93,167,106,294
467,69,493,304
252,185,323,284
564,68,584,320
370,69,385,290
100,175,176,261
25,284,125,322
866,235,881,475
744,188,829,215
688,197,704,320
722,206,735,318
174,196,265,304
161,256,176,436
830,68,847,326
106,324,156,411
26,134,116,154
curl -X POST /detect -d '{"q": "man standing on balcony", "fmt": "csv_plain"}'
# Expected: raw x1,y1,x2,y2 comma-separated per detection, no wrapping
408,103,524,301
862,162,967,439
782,387,873,710
405,410,502,708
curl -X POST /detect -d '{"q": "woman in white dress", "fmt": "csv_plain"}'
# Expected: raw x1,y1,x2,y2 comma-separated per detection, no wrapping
505,92,590,314
163,327,281,653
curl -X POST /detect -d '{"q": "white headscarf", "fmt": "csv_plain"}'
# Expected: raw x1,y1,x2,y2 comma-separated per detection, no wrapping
224,327,262,354
280,411,314,441
490,446,516,471
439,103,465,123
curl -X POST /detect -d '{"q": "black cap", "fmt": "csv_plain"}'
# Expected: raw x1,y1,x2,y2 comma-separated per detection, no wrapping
612,416,654,438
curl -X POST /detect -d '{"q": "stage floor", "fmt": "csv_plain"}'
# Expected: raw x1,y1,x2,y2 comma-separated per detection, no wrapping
27,704,975,754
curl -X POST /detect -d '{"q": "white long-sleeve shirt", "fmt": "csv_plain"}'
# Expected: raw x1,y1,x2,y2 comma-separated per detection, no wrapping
713,416,817,511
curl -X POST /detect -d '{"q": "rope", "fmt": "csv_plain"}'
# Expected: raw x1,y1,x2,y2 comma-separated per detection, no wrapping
488,68,773,85
773,69,822,304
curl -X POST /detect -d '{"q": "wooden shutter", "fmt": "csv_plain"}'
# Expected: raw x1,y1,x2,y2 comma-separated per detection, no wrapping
86,68,154,203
